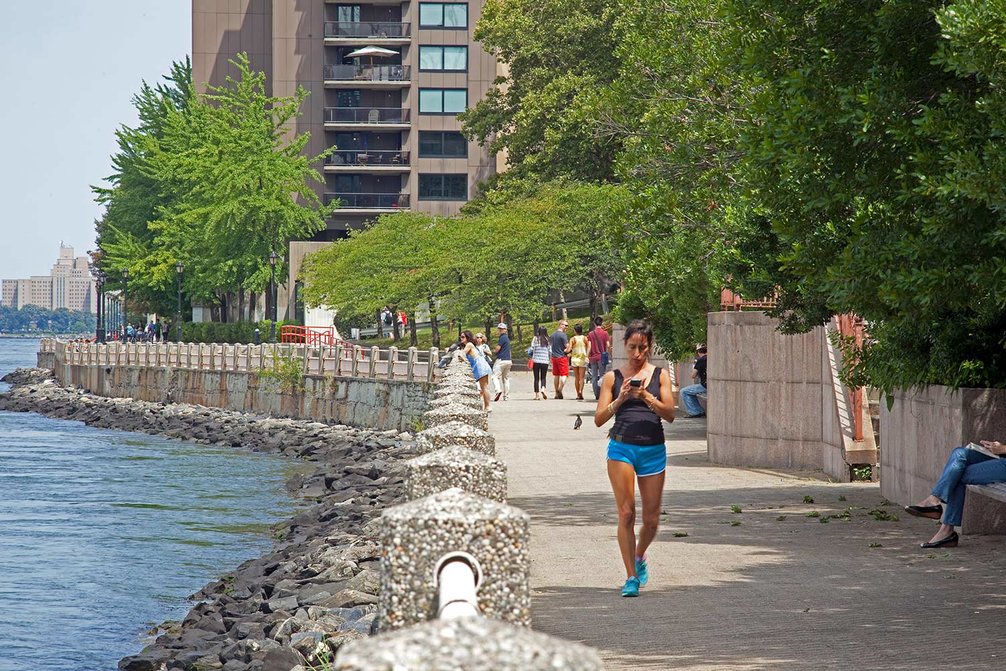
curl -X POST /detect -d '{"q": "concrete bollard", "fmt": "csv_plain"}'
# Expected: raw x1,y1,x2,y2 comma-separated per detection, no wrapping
334,616,604,670
416,421,495,456
434,377,479,394
423,404,489,431
406,446,508,503
377,488,531,631
428,393,483,410
432,384,479,400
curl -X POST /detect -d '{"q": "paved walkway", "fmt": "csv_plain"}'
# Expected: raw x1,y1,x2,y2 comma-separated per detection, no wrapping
489,372,1005,671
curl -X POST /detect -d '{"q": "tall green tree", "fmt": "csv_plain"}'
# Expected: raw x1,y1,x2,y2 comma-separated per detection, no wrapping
460,0,622,188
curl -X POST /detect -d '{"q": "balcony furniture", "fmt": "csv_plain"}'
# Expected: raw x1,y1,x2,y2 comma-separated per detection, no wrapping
368,109,381,123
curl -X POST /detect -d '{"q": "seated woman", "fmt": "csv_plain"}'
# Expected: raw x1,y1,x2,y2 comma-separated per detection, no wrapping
905,440,1006,548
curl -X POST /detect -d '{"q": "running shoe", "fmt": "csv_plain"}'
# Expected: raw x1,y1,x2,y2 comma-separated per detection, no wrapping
634,556,649,587
621,576,640,597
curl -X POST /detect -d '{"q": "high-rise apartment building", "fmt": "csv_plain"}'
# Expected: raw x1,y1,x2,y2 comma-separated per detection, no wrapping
192,0,498,237
1,245,95,313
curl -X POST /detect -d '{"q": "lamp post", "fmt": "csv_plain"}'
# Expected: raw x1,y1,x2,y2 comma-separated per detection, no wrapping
121,268,129,340
269,251,280,342
175,262,184,343
95,272,105,343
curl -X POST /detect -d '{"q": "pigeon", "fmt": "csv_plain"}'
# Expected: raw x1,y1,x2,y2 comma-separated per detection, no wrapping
573,414,582,430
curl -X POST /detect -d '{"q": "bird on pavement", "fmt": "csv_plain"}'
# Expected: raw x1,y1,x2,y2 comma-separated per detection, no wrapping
573,414,582,430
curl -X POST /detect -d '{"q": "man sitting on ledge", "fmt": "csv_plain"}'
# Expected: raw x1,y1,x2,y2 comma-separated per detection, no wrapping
679,345,707,418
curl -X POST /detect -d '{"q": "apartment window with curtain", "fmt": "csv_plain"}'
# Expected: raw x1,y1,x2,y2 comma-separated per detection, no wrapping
419,88,468,115
419,131,468,158
418,3,468,28
419,46,468,72
419,174,467,200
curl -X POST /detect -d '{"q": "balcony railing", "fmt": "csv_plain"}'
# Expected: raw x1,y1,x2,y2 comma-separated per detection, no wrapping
324,64,410,82
324,21,411,39
324,107,410,124
326,192,410,209
326,150,411,166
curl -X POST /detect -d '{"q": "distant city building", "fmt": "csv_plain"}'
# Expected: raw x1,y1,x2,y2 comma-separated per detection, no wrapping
1,244,95,313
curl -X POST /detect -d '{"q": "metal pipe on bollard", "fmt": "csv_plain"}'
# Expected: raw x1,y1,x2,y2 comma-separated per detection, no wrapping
434,551,482,620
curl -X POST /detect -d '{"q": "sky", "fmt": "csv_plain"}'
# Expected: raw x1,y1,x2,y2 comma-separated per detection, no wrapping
0,2,190,279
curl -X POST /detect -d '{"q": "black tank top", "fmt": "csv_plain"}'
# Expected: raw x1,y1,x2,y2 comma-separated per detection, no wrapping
610,367,665,445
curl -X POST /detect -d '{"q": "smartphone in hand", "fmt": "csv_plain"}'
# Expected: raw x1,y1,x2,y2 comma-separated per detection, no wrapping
629,379,642,388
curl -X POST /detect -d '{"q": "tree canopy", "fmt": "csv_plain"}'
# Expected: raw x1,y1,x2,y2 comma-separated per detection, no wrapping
95,54,334,321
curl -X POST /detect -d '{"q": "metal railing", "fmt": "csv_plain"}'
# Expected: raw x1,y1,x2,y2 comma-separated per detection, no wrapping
323,64,410,82
44,338,438,383
325,149,410,166
325,192,410,209
720,288,778,311
324,21,410,39
323,106,410,124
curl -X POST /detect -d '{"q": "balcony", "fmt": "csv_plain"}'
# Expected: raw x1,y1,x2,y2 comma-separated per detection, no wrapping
326,192,411,212
324,21,411,44
324,106,411,128
325,150,411,172
323,64,410,88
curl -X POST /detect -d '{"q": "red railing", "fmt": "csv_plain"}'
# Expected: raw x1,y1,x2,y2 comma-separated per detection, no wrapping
720,288,778,311
836,314,866,442
281,325,335,346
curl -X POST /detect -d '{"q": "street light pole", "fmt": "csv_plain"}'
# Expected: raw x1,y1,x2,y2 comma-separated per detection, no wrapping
122,268,129,340
175,262,185,343
269,251,280,342
95,272,105,343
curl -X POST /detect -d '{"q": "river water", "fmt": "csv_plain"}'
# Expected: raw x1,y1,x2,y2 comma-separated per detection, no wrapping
0,338,297,670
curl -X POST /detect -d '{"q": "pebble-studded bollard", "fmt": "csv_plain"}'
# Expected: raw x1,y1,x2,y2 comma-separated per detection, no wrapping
334,616,604,670
433,378,480,395
406,445,508,503
416,421,495,456
428,393,483,410
377,488,530,631
422,404,489,431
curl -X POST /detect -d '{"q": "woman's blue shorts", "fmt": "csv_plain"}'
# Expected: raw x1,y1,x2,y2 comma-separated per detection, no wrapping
607,439,667,477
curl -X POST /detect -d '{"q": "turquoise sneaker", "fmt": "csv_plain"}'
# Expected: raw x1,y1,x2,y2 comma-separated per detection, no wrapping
634,556,649,587
621,576,640,597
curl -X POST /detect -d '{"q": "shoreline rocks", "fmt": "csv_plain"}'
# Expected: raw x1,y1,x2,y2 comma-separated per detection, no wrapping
0,368,417,671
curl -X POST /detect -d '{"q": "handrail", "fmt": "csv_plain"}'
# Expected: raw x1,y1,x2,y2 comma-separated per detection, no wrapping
720,288,778,311
835,314,866,442
324,20,411,39
324,192,410,209
325,149,410,166
323,64,411,82
40,338,439,383
323,106,410,124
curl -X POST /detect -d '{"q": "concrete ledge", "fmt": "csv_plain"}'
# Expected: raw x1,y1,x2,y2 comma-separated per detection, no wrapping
422,405,489,431
377,488,531,630
335,616,602,670
406,446,508,502
416,421,495,457
962,483,1006,535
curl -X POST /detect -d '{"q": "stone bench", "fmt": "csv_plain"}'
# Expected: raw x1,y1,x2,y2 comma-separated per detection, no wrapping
962,482,1006,535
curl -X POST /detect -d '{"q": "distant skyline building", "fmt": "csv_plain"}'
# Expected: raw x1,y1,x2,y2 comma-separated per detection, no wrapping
192,0,500,237
1,244,95,313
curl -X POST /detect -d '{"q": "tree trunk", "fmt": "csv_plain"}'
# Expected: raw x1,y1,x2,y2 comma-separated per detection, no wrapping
392,304,401,341
484,317,492,339
589,290,598,325
238,287,246,323
429,297,441,348
601,292,609,314
249,291,257,322
559,290,568,320
376,309,384,338
409,313,418,347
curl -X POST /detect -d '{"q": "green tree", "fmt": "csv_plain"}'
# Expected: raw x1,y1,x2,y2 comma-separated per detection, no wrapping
460,0,622,187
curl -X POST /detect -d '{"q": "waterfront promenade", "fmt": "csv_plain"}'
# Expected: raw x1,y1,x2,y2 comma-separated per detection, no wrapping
490,375,1006,670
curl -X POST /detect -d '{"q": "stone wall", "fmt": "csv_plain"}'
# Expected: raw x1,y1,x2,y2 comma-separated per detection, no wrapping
45,360,430,432
880,386,1006,505
706,311,854,480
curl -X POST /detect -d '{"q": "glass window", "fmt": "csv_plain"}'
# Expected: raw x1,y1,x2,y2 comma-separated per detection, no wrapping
419,3,468,29
443,89,467,113
419,47,444,71
419,46,467,72
419,132,468,157
419,89,467,115
419,174,468,200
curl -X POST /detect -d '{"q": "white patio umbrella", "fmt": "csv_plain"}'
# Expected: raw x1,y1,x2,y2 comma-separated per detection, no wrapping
345,45,399,60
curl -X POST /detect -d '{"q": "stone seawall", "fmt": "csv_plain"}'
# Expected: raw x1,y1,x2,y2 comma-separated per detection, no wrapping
40,353,431,432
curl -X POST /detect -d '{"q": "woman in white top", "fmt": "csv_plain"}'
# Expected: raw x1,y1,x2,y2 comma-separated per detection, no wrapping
528,326,552,400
